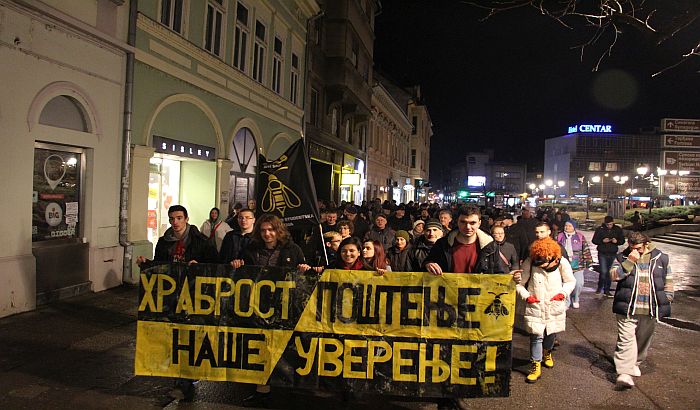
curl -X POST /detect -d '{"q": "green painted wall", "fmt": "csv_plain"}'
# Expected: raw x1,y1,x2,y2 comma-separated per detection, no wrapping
152,101,216,147
180,160,216,227
132,62,300,154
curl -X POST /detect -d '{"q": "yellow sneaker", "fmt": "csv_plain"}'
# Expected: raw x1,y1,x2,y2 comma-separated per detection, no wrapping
543,349,554,368
526,361,541,383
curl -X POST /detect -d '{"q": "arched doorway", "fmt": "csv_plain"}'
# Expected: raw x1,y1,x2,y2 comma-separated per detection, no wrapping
229,127,258,211
33,94,93,302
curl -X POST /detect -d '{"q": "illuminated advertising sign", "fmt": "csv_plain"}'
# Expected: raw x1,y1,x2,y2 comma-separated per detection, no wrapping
467,176,486,187
568,124,612,133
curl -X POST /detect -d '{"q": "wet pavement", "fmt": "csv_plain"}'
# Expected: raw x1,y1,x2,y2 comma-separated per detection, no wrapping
1,234,698,409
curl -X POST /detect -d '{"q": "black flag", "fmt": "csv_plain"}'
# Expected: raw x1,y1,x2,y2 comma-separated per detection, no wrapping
256,139,320,228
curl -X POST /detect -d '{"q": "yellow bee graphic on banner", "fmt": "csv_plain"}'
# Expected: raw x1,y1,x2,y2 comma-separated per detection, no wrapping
261,158,301,217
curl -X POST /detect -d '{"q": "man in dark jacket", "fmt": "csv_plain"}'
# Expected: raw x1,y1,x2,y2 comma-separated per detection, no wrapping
609,232,673,389
137,205,217,267
342,205,370,240
592,216,626,297
364,213,396,252
388,204,413,232
409,219,444,271
219,208,255,265
135,204,216,402
424,207,494,274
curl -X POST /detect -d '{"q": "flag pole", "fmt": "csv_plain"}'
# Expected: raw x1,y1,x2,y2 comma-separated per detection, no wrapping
319,223,328,266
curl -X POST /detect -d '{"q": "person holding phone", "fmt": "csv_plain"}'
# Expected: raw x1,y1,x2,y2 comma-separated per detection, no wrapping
610,231,674,389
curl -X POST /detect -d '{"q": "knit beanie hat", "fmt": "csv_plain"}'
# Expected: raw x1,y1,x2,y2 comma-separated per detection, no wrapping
425,218,443,231
565,220,577,229
395,230,410,242
413,219,425,229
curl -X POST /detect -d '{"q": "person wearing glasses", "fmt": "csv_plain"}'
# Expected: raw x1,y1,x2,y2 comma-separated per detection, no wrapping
610,231,673,389
219,208,255,266
321,231,342,267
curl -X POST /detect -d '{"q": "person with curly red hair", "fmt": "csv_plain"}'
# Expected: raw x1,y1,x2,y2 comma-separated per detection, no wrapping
517,237,576,384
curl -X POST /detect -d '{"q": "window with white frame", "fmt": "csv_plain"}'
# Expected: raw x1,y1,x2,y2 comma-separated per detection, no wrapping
290,53,299,104
588,162,601,171
605,162,618,171
233,2,249,71
160,0,185,34
252,20,266,83
272,36,283,94
204,0,224,56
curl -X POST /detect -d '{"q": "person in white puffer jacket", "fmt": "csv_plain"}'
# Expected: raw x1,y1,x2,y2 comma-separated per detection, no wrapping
517,237,576,384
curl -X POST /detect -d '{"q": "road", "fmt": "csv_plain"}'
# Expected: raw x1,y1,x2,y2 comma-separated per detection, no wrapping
1,234,698,409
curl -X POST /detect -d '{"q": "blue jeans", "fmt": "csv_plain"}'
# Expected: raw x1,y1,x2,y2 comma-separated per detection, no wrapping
597,254,616,293
530,331,557,362
567,269,584,306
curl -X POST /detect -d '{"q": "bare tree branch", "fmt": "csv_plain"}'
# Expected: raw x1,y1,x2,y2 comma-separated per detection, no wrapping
465,0,700,75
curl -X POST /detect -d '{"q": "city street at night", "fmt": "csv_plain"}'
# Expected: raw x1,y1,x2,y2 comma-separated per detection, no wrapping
3,1,700,409
1,232,698,410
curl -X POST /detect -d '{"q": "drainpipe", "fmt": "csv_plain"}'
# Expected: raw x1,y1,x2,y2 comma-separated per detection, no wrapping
120,0,138,284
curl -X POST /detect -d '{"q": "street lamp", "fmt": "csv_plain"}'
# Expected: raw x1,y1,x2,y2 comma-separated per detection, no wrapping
552,180,565,204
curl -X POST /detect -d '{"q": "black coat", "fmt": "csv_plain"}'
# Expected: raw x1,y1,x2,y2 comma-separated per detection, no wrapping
388,244,413,272
592,224,626,255
423,229,493,273
409,236,435,271
218,231,253,264
242,240,306,268
476,240,520,274
153,225,217,264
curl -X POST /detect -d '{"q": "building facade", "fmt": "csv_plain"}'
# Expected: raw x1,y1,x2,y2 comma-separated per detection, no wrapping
408,87,433,203
128,0,319,279
0,0,130,317
544,124,662,199
448,151,526,206
368,79,412,203
304,0,377,205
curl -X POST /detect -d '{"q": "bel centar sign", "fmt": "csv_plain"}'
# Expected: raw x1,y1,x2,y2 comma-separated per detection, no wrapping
568,124,612,133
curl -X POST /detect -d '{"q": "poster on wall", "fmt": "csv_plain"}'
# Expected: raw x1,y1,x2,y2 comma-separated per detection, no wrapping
32,147,82,242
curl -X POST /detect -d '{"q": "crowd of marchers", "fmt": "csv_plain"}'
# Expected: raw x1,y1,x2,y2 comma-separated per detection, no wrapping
136,198,673,410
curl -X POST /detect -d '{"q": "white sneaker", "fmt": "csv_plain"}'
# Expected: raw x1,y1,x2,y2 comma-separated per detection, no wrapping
616,374,635,388
572,301,580,308
632,366,641,377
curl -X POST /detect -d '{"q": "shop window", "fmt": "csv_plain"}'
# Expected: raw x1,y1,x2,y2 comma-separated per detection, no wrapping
33,144,83,242
39,95,90,132
147,157,181,247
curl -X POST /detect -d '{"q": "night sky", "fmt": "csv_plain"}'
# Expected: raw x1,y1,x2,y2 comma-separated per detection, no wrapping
373,1,700,180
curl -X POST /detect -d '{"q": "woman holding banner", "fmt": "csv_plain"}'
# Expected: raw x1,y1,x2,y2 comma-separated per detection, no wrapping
239,213,315,407
517,237,576,384
363,239,391,274
333,237,372,270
